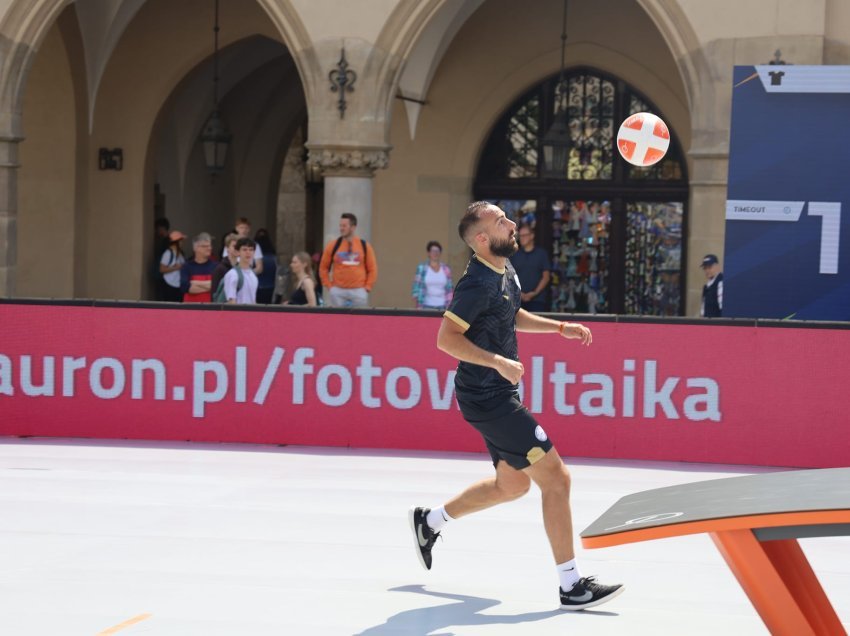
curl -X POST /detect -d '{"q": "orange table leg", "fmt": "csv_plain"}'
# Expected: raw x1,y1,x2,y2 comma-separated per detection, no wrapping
710,529,819,636
760,538,846,636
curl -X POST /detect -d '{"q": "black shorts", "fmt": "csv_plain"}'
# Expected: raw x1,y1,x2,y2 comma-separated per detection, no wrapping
459,392,553,470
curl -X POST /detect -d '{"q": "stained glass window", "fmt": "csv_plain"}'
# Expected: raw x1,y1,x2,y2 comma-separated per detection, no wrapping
507,97,539,178
562,75,615,180
623,202,683,316
550,199,611,313
475,68,688,316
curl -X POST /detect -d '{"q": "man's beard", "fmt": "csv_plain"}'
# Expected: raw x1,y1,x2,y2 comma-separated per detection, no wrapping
490,234,518,257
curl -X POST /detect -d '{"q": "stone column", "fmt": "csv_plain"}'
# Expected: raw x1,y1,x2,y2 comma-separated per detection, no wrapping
0,134,20,297
277,128,308,263
306,145,389,246
686,150,730,316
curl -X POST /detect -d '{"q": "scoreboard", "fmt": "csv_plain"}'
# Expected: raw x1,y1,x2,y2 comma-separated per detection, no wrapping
724,65,850,320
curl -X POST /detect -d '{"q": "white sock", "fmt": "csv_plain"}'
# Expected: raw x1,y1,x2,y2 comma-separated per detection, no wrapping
557,558,581,591
426,506,453,532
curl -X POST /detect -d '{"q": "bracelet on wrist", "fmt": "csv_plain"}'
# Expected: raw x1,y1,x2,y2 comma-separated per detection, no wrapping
559,321,568,335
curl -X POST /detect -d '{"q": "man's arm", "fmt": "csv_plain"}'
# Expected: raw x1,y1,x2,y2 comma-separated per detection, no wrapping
189,280,212,294
179,265,190,294
521,269,551,303
531,269,551,298
364,242,377,292
515,309,592,345
223,270,237,304
319,244,333,289
437,316,524,384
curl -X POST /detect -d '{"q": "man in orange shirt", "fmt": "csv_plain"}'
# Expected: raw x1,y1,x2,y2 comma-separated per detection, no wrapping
319,213,378,307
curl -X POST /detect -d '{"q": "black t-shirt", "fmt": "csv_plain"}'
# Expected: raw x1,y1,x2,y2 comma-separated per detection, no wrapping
444,254,522,405
511,246,549,291
510,246,550,308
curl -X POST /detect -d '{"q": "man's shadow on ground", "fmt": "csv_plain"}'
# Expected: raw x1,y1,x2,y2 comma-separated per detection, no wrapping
355,584,616,635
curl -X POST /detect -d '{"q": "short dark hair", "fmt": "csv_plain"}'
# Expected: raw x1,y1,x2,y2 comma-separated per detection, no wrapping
458,201,492,245
155,217,170,231
235,237,256,250
341,212,358,226
426,240,442,252
254,228,276,255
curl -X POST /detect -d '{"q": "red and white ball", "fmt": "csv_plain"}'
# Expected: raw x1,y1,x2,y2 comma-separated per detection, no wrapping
616,112,670,167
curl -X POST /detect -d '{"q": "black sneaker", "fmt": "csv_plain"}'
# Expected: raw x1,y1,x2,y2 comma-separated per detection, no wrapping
408,506,440,570
559,576,625,610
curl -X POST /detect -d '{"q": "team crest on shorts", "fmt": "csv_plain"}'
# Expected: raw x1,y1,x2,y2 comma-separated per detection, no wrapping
534,425,548,442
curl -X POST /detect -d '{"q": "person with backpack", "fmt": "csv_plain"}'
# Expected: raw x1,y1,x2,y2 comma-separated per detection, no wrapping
158,230,186,303
211,233,239,302
153,217,171,300
318,213,378,308
221,238,258,304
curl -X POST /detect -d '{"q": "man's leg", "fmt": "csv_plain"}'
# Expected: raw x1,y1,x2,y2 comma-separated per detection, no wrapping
444,458,531,519
328,286,345,307
525,447,624,610
350,287,369,308
409,460,530,570
523,447,574,563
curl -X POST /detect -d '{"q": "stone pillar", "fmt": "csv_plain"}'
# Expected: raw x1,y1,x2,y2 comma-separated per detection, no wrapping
306,145,389,246
277,128,308,263
0,135,20,297
324,176,373,243
686,149,730,316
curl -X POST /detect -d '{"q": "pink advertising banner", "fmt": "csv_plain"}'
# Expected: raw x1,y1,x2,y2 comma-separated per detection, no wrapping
0,303,848,468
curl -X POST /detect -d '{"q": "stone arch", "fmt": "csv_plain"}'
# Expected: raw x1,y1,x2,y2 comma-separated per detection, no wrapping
372,0,485,140
0,0,313,135
635,0,708,111
372,0,706,147
145,34,305,250
0,0,314,296
635,0,714,148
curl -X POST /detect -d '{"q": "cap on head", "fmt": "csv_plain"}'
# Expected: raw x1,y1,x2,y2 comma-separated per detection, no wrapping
169,230,186,242
700,254,719,268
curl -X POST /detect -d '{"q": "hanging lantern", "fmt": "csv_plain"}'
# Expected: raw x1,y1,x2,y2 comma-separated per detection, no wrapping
200,0,231,175
542,112,570,177
201,109,231,174
542,0,570,179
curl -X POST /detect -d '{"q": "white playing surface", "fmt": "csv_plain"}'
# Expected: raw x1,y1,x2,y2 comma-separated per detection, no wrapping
0,438,847,635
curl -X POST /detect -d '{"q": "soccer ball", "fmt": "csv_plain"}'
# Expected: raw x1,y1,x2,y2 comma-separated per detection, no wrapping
616,112,670,167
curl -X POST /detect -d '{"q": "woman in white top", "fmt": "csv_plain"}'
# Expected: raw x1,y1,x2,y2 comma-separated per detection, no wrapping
159,230,186,302
411,240,454,310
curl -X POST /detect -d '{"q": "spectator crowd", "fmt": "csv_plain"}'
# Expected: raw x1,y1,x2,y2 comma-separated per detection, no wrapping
155,211,658,314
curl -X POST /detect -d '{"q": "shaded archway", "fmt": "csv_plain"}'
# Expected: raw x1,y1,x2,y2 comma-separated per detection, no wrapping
149,35,306,255
369,0,696,307
0,0,314,298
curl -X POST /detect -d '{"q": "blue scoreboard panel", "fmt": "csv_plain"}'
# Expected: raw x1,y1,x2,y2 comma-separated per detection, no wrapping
725,65,850,320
